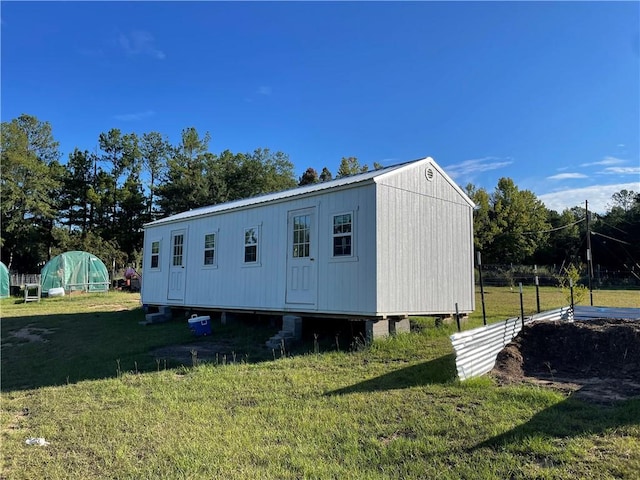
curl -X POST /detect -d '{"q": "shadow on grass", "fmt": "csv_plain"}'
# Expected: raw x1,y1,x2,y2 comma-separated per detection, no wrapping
0,308,277,392
472,395,640,452
325,353,457,395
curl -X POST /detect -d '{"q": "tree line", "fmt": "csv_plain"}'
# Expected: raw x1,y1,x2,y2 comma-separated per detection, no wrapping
2,114,639,282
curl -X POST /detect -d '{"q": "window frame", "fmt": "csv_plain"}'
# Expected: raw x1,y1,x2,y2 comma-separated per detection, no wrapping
243,226,261,266
203,231,218,268
331,211,357,261
150,240,161,270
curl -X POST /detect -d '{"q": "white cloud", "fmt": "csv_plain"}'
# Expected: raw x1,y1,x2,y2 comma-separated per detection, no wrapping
257,86,272,96
114,110,155,121
118,31,165,60
580,156,626,167
547,173,588,180
601,166,640,175
547,173,587,180
445,157,513,179
538,182,640,214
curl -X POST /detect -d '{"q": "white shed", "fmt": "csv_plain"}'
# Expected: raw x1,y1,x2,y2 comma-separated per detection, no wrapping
141,157,475,330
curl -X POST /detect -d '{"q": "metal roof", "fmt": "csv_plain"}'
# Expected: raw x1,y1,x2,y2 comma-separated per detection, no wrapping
144,156,469,227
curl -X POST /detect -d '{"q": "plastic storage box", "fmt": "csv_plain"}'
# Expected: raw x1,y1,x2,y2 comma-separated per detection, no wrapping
188,315,211,336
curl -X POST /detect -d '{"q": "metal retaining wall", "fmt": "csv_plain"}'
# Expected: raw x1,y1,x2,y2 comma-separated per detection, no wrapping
572,305,640,321
450,307,570,381
450,305,640,381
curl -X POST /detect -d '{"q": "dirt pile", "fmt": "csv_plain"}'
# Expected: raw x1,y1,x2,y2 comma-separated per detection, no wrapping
492,319,640,403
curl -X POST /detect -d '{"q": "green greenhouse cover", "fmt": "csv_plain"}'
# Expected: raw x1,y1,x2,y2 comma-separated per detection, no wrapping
0,261,9,298
41,251,109,293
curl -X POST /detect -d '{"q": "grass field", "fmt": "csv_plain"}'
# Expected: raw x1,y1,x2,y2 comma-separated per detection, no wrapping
1,288,639,479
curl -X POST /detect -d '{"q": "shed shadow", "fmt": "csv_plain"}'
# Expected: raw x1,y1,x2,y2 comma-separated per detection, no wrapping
326,353,457,396
0,308,277,392
472,394,640,452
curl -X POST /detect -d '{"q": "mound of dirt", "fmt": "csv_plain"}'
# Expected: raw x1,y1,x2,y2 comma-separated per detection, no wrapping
491,319,640,403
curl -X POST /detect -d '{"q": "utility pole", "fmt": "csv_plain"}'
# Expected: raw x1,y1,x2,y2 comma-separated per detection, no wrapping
585,200,594,306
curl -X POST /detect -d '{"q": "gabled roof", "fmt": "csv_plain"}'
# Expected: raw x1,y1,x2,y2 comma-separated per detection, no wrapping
144,156,472,227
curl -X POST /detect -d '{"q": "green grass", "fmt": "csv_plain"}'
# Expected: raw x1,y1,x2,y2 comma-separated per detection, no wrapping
1,289,639,479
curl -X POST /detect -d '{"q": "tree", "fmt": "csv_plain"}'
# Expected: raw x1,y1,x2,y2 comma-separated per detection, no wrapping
0,114,61,271
533,208,583,267
593,190,640,279
60,149,98,234
115,172,147,262
156,127,214,215
336,157,368,177
487,178,550,264
609,189,637,212
299,167,319,186
319,167,333,182
468,178,551,264
466,184,497,254
140,132,171,220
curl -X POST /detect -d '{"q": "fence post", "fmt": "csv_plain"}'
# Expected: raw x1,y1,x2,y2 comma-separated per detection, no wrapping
519,282,525,329
534,265,541,313
455,302,461,332
477,252,487,325
569,279,575,314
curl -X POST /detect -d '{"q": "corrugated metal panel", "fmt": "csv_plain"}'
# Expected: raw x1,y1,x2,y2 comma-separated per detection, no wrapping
450,307,570,381
573,305,640,320
450,306,640,381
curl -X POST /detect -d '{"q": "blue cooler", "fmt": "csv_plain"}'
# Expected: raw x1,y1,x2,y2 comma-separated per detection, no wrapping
188,315,211,336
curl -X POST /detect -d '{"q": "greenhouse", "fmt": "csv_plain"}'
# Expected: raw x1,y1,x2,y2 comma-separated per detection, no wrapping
40,251,109,294
0,261,9,298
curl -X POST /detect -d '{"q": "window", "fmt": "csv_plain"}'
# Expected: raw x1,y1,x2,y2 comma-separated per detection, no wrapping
172,234,184,266
244,227,259,263
333,213,352,257
204,233,216,266
150,241,160,269
292,214,310,258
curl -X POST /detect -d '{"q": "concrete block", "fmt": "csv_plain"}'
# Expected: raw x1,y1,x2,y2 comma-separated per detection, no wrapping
282,315,302,340
390,317,410,335
145,312,169,324
221,312,235,325
365,319,390,342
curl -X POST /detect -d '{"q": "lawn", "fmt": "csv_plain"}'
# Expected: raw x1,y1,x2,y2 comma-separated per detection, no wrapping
1,288,639,479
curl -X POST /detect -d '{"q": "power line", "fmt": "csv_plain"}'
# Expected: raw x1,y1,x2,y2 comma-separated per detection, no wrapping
522,217,585,235
591,231,632,246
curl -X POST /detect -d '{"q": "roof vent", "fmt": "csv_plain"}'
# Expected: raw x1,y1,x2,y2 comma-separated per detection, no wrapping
425,167,434,181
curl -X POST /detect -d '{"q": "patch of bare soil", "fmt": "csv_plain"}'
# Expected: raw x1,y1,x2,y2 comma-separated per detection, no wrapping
491,319,640,403
150,339,238,366
2,325,57,347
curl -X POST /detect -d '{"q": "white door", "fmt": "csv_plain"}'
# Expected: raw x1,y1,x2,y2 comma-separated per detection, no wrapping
286,208,317,305
167,229,186,302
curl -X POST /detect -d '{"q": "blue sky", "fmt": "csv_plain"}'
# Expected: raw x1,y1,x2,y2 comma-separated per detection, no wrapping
2,1,639,213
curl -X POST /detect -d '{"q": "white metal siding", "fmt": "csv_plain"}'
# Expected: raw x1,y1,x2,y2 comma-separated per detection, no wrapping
375,160,475,315
142,184,378,315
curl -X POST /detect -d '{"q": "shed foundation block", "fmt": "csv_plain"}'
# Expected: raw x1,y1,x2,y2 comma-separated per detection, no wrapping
389,317,410,335
365,319,390,342
282,315,303,340
221,312,236,325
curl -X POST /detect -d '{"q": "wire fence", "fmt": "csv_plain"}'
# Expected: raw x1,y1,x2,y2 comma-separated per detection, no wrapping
477,264,640,289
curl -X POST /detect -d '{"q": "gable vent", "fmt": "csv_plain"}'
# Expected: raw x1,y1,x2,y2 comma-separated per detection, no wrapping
425,167,434,181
